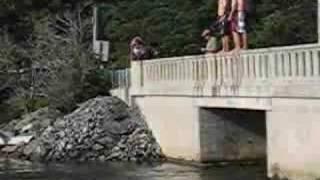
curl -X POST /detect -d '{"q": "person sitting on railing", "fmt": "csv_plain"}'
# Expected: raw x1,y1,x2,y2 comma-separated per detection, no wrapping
201,29,220,54
129,36,159,61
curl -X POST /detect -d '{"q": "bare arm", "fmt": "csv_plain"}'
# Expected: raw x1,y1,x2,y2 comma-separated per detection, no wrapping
218,0,228,19
238,0,245,11
201,46,220,53
205,48,220,53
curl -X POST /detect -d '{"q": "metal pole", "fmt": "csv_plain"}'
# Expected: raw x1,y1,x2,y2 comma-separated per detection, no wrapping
93,5,97,45
318,0,320,43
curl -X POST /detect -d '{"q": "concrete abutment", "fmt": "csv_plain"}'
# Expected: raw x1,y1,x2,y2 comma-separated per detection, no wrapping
132,96,268,163
267,98,320,180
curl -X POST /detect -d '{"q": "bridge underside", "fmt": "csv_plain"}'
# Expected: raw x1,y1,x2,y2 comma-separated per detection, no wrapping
199,108,266,162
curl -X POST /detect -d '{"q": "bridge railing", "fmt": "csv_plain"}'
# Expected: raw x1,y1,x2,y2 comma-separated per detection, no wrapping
111,68,130,89
109,68,131,104
131,44,320,97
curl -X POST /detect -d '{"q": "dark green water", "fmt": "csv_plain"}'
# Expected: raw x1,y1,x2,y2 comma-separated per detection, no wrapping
0,160,267,180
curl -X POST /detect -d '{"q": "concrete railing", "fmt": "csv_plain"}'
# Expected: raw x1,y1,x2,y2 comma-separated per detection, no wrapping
110,68,131,104
111,68,130,89
131,44,320,98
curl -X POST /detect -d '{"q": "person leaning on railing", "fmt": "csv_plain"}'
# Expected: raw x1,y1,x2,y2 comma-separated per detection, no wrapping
129,36,159,61
201,29,220,54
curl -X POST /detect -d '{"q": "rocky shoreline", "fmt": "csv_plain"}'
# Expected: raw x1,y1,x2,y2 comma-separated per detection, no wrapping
0,96,164,163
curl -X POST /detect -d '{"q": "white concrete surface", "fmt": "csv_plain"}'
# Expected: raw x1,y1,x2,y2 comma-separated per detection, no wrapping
109,43,320,179
267,98,320,180
133,96,201,161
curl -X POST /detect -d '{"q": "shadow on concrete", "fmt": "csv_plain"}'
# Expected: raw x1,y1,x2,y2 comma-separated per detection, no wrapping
199,108,266,163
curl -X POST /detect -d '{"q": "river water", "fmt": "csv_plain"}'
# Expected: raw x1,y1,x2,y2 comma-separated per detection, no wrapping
0,160,267,180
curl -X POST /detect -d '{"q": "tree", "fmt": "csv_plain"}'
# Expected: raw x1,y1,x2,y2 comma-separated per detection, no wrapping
0,0,317,119
95,0,317,68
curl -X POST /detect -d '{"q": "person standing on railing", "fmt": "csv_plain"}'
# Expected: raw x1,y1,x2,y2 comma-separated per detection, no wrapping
228,0,249,50
201,29,220,54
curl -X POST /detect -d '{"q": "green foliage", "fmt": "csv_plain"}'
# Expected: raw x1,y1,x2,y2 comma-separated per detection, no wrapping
0,101,23,124
0,0,317,69
98,0,216,67
0,2,113,118
249,0,317,47
29,12,111,113
95,0,316,68
79,69,112,101
10,96,49,114
0,0,317,119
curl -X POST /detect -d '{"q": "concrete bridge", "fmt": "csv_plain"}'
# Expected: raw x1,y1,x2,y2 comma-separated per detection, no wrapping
111,43,320,180
109,2,320,179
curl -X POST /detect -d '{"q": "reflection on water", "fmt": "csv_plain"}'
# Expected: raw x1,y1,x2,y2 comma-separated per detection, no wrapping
0,159,267,180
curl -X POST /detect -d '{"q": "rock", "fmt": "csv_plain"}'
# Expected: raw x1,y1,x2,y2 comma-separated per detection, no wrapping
0,130,13,145
0,130,14,139
98,155,106,161
68,150,79,158
92,144,104,151
0,96,164,163
1,107,61,135
96,136,114,145
21,124,33,133
2,145,19,153
23,140,42,160
8,135,33,145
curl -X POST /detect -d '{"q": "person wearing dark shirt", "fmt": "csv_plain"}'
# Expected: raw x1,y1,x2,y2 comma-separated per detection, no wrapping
201,29,219,54
130,36,158,61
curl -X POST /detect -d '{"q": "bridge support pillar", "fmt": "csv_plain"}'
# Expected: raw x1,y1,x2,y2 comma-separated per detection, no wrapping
130,61,144,95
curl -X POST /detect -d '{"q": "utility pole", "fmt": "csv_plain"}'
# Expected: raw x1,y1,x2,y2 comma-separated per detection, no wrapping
318,0,320,43
93,5,110,62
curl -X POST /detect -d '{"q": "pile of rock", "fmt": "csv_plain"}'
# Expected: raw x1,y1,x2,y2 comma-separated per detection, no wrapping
1,96,164,162
1,107,61,136
106,128,162,161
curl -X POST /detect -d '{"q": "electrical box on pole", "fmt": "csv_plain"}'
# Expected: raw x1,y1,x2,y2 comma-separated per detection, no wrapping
93,5,110,62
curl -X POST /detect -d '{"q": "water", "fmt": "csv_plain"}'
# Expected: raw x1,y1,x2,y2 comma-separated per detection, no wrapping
0,159,267,180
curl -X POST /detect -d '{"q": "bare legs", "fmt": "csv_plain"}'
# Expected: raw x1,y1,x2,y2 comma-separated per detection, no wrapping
222,35,230,52
231,31,248,51
232,31,241,51
230,11,248,51
242,32,248,49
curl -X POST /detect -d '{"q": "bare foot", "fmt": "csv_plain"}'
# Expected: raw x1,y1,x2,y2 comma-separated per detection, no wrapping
217,50,225,54
229,48,240,54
